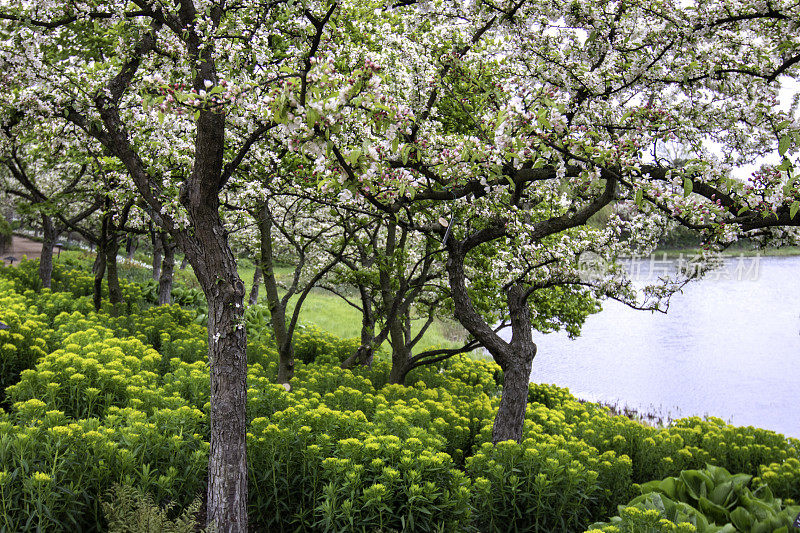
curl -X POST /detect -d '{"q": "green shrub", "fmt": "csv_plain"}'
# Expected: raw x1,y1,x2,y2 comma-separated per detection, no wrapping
1,263,800,532
466,434,633,532
587,495,713,532
754,457,800,504
0,407,208,531
525,384,800,491
315,437,472,532
0,281,55,404
293,323,361,365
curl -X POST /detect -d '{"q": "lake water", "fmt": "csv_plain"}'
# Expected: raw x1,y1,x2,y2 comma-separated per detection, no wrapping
519,255,800,438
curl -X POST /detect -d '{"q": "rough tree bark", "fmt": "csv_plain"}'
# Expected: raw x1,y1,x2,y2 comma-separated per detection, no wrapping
39,214,58,289
92,250,106,311
386,320,410,384
92,211,108,311
182,223,247,533
380,221,412,384
341,287,376,369
105,229,123,306
103,198,135,310
492,284,537,443
158,233,176,306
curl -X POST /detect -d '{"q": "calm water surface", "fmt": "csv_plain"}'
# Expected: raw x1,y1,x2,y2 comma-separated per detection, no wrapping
522,255,800,438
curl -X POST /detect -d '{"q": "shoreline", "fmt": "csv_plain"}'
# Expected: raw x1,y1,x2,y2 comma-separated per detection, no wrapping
651,245,800,258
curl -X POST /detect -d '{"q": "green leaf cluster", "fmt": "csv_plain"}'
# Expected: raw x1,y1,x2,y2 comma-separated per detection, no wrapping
589,464,800,532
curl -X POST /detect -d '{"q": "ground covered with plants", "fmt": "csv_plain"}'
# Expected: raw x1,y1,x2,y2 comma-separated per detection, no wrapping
0,259,798,532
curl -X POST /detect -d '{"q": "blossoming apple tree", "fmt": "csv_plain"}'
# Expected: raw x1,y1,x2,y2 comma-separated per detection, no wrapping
225,154,360,382
0,0,366,528
274,0,800,444
2,0,800,528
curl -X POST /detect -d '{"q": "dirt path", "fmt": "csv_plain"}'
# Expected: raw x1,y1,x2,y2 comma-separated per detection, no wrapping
1,236,62,266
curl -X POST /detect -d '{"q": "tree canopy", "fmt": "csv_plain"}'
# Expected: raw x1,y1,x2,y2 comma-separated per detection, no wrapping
1,0,799,529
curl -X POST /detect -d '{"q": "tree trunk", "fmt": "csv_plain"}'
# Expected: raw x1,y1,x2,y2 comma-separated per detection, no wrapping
126,234,137,261
151,225,163,281
388,347,411,384
92,213,109,311
380,221,412,385
248,266,261,305
180,255,188,270
256,203,294,383
386,311,411,384
357,298,375,368
39,214,57,289
158,234,176,306
342,344,374,370
169,103,249,532
492,356,535,442
106,230,123,306
93,248,106,312
181,196,248,533
491,284,537,443
446,243,537,444
190,245,247,533
204,287,247,533
342,293,376,370
86,53,248,529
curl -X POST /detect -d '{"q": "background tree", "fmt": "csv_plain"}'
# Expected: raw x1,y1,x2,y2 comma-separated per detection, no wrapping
322,206,482,383
0,117,101,288
228,158,357,383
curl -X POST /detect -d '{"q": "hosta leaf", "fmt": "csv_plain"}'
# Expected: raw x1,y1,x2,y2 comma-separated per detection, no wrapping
680,470,711,500
710,481,737,508
698,495,730,524
730,507,754,531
